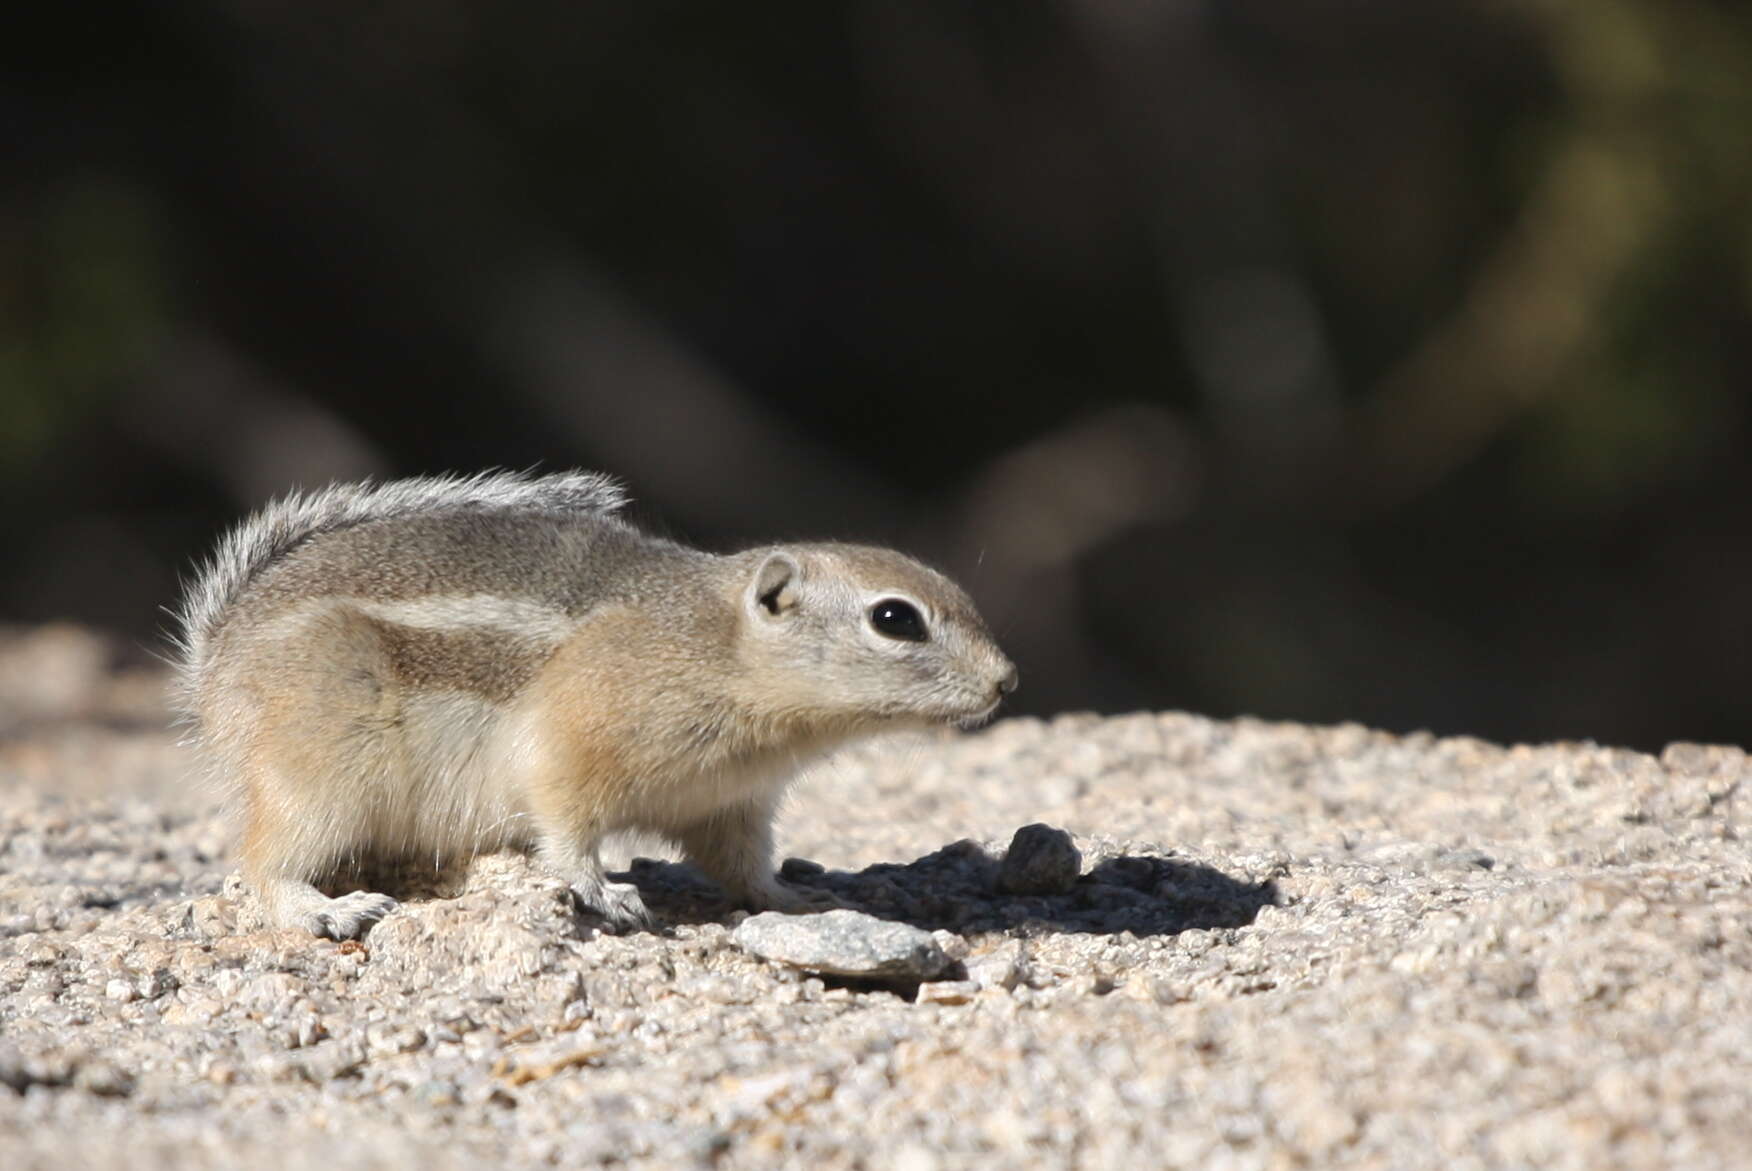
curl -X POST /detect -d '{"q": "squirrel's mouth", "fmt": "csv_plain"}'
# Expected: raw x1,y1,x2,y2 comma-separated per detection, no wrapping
954,695,1005,731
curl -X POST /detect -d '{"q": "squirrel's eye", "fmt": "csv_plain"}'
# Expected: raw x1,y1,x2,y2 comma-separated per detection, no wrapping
868,598,928,642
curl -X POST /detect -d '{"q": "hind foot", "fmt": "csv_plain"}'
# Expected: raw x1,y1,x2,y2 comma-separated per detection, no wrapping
261,879,399,940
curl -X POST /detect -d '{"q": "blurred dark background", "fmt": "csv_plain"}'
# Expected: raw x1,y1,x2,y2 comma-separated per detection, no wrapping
4,1,1750,750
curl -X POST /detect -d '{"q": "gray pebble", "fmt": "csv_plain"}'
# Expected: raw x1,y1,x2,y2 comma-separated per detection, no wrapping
731,910,952,980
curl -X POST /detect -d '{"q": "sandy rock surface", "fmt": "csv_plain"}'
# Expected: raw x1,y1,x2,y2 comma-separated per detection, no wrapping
0,625,1748,1169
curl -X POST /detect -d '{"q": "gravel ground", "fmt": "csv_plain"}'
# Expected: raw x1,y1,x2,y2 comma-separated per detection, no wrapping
1,624,1747,1169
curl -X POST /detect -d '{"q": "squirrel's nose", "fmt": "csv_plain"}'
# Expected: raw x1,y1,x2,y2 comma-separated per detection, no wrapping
996,662,1020,697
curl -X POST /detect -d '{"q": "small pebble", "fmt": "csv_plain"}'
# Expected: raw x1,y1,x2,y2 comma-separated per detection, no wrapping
914,980,977,1005
997,824,1082,895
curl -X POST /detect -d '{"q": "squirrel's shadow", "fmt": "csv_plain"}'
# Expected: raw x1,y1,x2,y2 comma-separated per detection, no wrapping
620,837,1277,938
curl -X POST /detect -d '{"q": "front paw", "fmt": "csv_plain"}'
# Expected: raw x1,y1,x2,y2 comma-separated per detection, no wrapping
745,879,852,915
571,879,655,932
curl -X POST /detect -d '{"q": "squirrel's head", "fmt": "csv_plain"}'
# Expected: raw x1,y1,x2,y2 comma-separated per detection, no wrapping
731,543,1017,731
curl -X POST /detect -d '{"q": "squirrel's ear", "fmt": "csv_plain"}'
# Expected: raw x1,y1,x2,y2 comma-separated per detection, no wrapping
749,552,802,618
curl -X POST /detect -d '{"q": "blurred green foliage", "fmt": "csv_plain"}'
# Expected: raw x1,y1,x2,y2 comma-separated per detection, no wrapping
1,181,167,470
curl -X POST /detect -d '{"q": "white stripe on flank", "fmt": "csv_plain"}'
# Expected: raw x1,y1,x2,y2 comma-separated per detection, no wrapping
350,595,575,643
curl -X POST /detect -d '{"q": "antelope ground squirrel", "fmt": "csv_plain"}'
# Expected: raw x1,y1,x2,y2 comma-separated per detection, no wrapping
175,470,1017,938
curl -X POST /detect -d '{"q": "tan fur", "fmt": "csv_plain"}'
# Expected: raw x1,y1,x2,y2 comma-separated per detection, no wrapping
177,471,1016,937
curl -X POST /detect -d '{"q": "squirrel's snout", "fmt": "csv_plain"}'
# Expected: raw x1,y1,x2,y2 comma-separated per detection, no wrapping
996,662,1020,698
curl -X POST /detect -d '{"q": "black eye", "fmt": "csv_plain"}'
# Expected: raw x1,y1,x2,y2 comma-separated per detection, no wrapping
868,598,928,642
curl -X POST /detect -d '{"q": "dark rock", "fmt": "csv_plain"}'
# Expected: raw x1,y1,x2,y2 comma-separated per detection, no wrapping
998,824,1082,895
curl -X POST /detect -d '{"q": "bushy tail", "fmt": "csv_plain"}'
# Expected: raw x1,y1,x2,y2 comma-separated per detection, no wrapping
171,469,627,715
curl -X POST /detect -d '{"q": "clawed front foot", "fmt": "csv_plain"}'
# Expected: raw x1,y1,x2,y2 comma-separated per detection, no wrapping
538,832,656,932
569,877,655,931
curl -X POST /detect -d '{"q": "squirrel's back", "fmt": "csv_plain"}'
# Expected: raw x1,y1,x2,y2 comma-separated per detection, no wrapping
172,470,630,714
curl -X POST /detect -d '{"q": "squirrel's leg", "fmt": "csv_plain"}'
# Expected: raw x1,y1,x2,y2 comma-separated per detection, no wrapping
240,782,398,940
673,795,847,914
534,829,653,930
229,609,403,940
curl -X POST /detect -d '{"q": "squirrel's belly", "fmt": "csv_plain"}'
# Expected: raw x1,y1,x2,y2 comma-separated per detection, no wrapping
367,690,528,858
